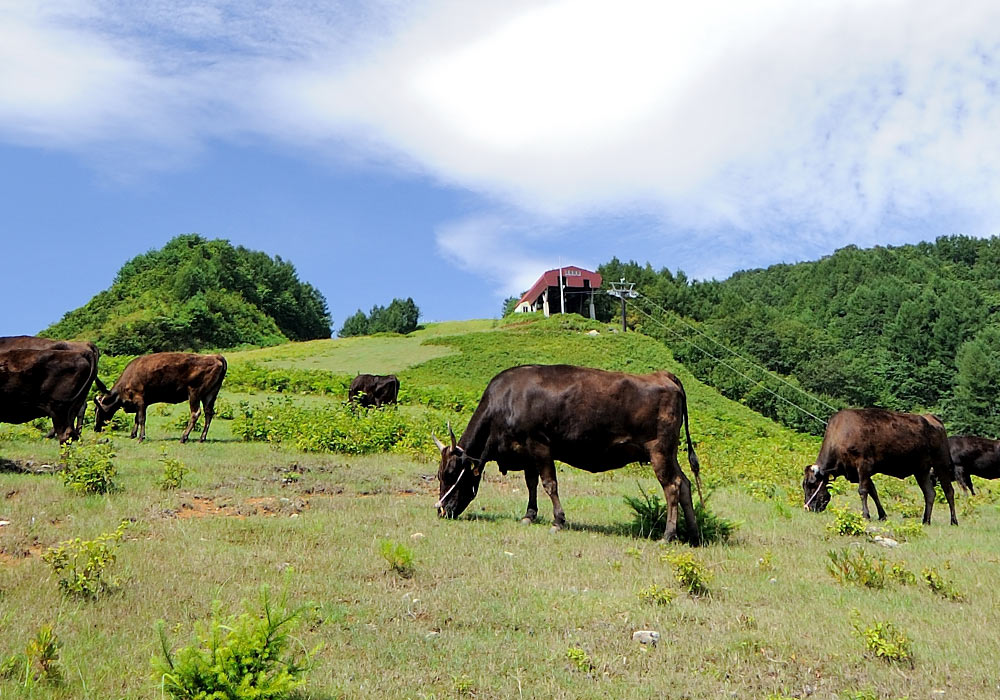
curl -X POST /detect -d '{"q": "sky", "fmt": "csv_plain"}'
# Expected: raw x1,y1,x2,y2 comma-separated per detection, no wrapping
4,0,1000,336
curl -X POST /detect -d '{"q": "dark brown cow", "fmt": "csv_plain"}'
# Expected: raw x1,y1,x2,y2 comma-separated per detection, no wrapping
348,374,400,408
802,408,959,525
948,435,1000,494
0,336,106,433
0,348,98,443
433,364,702,543
94,352,227,443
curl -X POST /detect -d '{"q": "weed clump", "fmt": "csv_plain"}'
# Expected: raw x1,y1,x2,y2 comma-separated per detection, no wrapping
158,453,188,490
661,550,712,596
59,440,119,494
152,584,317,700
379,539,415,578
826,547,915,589
827,507,867,537
0,625,62,688
638,583,674,606
624,485,737,545
565,647,594,673
42,520,129,599
922,565,965,601
852,614,914,666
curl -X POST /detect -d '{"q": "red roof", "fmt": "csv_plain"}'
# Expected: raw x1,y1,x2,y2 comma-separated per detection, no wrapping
517,266,603,305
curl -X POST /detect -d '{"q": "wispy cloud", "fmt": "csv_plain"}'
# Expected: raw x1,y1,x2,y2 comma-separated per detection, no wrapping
6,1,1000,281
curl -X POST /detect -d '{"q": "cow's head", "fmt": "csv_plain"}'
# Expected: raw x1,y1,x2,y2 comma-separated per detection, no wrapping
802,463,831,512
433,423,483,519
93,391,121,432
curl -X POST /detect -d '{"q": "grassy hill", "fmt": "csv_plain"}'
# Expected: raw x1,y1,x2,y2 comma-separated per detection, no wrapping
2,316,997,698
43,234,331,354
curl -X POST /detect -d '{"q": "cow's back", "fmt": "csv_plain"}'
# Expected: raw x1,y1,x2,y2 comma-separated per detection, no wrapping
114,352,226,405
0,349,93,421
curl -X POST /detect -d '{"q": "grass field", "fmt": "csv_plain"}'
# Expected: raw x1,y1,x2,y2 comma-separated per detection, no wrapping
2,317,998,699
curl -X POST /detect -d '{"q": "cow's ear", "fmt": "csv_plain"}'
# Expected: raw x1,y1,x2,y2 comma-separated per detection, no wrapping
469,456,483,476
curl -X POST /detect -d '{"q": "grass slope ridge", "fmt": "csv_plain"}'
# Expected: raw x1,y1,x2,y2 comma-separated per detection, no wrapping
43,234,331,354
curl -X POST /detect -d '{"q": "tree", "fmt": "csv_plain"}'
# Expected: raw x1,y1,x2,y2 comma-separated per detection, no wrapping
339,298,420,337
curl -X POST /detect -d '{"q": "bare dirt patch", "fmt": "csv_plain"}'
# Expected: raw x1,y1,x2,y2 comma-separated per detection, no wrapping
166,495,308,519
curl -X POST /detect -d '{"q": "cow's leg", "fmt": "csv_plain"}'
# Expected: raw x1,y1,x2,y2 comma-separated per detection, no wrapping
538,460,565,531
651,448,699,545
130,412,140,439
939,473,959,526
136,405,148,443
521,467,539,524
199,390,220,442
180,396,201,444
916,471,936,525
865,477,887,520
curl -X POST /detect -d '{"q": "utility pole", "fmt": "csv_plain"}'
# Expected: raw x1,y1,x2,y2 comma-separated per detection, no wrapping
606,278,637,332
558,260,565,315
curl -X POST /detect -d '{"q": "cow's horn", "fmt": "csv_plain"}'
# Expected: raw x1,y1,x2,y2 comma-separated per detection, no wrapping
447,421,457,449
432,432,446,453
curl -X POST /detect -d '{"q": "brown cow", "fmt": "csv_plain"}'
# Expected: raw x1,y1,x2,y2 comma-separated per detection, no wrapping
948,435,1000,494
0,336,106,433
0,348,98,443
94,352,227,443
433,364,702,543
802,408,959,525
348,374,400,408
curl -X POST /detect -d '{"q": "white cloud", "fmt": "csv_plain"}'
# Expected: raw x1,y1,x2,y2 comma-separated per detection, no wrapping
6,0,1000,281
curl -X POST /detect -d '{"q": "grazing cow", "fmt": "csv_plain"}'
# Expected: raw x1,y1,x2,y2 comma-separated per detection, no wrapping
948,435,1000,494
802,408,958,525
0,336,105,433
94,352,227,443
0,348,99,443
348,374,400,408
433,364,702,543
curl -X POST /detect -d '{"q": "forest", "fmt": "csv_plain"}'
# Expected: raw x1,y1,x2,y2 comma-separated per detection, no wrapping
597,235,1000,437
43,234,332,354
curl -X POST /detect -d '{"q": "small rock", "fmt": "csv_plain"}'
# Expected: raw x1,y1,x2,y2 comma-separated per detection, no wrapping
0,520,9,527
769,577,777,584
289,513,299,518
873,535,899,548
632,630,660,645
587,330,600,336
411,532,425,540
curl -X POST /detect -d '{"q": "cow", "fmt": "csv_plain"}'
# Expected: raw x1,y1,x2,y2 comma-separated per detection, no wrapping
948,435,1000,494
432,364,703,544
0,336,105,434
802,408,959,525
94,352,227,443
0,348,99,443
348,374,400,408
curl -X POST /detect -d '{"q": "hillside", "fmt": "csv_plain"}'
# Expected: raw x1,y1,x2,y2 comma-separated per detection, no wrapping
599,235,1000,436
43,234,331,354
3,316,997,699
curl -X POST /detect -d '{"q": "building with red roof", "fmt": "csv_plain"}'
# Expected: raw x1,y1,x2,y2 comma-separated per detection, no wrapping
514,266,602,318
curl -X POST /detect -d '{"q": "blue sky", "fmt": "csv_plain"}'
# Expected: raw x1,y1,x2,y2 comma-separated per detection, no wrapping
4,1,1000,337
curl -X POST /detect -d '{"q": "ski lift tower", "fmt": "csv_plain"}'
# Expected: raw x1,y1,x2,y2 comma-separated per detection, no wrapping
606,278,637,332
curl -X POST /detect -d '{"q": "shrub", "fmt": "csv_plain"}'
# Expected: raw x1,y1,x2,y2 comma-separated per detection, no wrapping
59,440,119,495
638,583,674,606
661,550,712,596
827,507,868,537
379,540,414,578
152,584,317,699
0,625,62,687
826,547,914,589
158,454,188,491
624,485,738,545
565,647,594,673
922,565,965,601
41,521,129,598
852,616,914,666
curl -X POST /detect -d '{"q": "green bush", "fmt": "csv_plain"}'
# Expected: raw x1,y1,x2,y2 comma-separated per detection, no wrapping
232,398,434,455
827,507,868,537
565,647,594,673
379,540,415,578
41,521,128,598
637,583,674,606
225,362,350,396
158,454,189,491
826,547,914,589
0,625,62,687
922,565,965,601
660,550,712,596
624,485,738,545
852,615,914,666
59,440,119,495
152,584,317,699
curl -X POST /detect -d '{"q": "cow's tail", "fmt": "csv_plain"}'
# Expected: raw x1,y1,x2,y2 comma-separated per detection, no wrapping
681,384,703,505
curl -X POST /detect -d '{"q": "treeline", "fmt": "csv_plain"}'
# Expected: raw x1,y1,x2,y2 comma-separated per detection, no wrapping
340,298,419,337
44,234,331,354
598,235,1000,437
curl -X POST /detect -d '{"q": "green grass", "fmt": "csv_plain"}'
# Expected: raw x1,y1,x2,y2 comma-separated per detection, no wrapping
2,316,998,698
